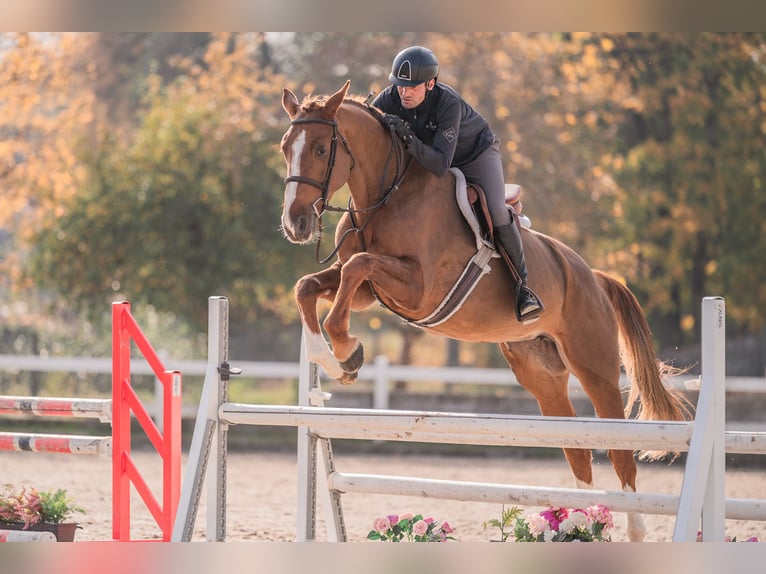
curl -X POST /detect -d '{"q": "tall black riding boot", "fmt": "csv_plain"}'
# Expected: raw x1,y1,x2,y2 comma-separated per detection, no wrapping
494,221,544,323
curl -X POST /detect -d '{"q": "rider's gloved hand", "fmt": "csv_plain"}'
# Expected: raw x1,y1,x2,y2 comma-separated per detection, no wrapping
383,114,414,147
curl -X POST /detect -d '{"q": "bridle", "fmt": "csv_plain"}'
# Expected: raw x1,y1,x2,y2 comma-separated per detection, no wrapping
284,110,413,264
284,117,355,220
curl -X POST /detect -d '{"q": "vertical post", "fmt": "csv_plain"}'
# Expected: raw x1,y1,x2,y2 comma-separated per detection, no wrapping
296,330,317,541
673,296,726,541
172,296,229,542
111,301,132,541
208,296,229,541
162,370,182,540
700,297,726,540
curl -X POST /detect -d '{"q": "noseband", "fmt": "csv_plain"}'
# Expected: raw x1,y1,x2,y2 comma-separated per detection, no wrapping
284,117,355,218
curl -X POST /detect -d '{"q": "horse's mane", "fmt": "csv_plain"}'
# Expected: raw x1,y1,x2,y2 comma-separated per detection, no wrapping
298,92,386,127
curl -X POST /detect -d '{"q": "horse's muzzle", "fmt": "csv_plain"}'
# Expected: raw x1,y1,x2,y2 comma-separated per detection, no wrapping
281,212,315,244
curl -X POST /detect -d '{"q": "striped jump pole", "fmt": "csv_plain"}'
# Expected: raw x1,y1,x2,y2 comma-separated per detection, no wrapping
0,432,111,455
0,396,111,422
0,396,112,456
0,529,57,543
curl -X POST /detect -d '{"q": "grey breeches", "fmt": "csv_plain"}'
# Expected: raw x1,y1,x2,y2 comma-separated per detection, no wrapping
458,137,510,227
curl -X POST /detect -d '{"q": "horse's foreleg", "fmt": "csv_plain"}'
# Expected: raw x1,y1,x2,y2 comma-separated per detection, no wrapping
323,253,422,380
294,264,346,379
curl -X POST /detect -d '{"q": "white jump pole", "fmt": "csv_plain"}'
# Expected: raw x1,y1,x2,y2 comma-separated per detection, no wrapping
221,405,694,451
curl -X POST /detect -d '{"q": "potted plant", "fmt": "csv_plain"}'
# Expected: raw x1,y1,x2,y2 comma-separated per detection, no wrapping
0,485,85,542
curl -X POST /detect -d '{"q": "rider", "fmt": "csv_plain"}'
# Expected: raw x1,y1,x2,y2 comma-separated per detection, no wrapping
372,45,543,323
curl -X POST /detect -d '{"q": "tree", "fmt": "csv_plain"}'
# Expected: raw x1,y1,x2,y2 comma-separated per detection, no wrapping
593,33,766,344
24,34,315,356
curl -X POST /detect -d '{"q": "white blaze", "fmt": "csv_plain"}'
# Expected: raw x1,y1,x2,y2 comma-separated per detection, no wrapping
282,130,306,235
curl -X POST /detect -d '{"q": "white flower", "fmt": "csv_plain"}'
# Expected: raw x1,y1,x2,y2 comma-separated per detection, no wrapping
568,510,590,530
525,513,549,537
543,529,556,542
558,518,576,535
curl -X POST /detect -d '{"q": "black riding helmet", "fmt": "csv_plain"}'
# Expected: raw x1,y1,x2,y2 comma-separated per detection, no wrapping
388,46,439,87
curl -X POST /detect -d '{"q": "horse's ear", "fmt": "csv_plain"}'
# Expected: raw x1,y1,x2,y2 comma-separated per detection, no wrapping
321,80,350,120
282,88,301,119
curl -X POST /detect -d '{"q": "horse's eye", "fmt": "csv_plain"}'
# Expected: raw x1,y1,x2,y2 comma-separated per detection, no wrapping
316,144,327,156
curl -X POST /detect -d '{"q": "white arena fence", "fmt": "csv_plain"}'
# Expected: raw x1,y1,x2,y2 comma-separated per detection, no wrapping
1,354,764,415
172,296,766,543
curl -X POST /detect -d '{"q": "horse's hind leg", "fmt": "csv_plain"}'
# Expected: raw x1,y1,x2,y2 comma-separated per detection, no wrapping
556,325,646,541
498,338,595,488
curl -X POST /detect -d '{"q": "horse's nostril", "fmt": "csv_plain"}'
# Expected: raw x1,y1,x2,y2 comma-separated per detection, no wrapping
296,215,308,237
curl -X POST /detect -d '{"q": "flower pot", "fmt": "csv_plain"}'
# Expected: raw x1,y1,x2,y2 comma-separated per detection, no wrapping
0,521,81,542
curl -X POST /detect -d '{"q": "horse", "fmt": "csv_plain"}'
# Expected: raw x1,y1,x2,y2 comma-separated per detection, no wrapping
278,80,692,541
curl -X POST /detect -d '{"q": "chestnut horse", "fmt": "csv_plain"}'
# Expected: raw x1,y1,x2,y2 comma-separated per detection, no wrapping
279,81,691,541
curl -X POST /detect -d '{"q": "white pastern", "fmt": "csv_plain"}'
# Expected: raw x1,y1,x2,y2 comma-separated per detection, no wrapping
623,485,647,542
303,326,343,380
282,130,306,235
575,478,593,489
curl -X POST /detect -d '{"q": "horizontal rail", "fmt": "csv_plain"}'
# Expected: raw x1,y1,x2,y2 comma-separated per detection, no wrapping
1,354,763,393
0,432,111,456
329,473,766,521
220,403,766,455
220,403,694,451
0,354,298,378
0,396,111,422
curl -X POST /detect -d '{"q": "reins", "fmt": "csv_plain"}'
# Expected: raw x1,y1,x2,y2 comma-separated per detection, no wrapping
286,105,413,265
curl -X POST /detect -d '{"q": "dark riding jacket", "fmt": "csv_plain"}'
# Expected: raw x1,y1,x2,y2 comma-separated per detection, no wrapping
372,82,496,177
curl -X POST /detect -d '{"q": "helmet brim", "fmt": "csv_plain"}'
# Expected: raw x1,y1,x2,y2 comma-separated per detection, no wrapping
389,73,424,87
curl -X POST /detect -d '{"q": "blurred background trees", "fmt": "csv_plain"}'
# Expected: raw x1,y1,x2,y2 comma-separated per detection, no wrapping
1,32,764,374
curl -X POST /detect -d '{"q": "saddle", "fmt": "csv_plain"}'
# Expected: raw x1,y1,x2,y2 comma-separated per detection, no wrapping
405,170,531,329
450,167,531,253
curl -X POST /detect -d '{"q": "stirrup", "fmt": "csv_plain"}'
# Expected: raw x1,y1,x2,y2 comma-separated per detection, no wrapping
515,286,543,324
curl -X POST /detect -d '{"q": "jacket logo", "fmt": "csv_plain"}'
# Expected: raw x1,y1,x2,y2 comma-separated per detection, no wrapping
442,127,457,142
396,61,412,80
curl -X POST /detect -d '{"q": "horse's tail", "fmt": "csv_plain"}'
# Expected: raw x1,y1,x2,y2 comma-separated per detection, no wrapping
594,270,693,458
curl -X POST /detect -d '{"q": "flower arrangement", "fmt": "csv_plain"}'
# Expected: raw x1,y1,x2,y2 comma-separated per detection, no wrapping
367,513,456,542
696,531,759,542
0,485,84,528
485,505,613,542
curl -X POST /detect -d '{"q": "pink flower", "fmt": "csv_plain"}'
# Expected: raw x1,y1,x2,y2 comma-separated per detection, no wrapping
398,513,413,521
412,520,428,536
540,507,568,531
373,517,390,533
387,514,399,526
743,536,760,542
587,504,614,529
440,521,454,534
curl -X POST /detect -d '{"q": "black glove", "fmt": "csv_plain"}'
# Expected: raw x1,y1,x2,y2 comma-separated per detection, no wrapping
384,114,414,146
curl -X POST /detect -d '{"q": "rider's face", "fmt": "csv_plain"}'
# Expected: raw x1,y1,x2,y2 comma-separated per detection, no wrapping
397,80,434,109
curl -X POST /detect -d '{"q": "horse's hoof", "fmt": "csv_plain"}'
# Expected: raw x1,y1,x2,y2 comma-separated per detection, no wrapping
338,371,358,386
339,342,364,374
